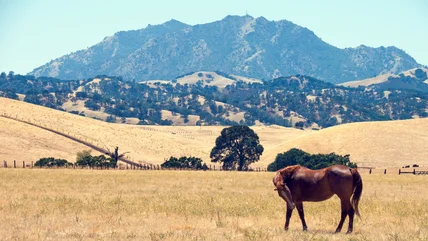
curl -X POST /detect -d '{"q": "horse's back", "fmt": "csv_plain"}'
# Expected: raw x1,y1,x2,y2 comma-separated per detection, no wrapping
327,165,354,177
326,165,354,197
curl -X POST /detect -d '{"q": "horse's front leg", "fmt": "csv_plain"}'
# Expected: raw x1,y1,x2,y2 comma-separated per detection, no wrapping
296,202,308,231
284,207,293,231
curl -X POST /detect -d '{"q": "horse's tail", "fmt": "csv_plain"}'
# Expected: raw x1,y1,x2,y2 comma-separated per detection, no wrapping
351,168,363,218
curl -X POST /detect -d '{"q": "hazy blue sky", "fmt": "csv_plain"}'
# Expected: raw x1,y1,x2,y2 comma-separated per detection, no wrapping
1,0,427,75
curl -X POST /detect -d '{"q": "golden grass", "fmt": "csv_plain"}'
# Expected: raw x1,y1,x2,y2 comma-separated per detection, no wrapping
0,97,306,167
263,119,428,168
177,71,235,89
0,169,427,240
340,67,428,88
2,97,428,168
339,73,394,87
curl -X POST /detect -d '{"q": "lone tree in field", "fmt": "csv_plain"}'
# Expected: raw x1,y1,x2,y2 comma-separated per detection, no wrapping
104,146,130,167
210,125,264,171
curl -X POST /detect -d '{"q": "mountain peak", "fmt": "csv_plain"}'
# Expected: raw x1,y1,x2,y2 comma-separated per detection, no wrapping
255,16,269,24
220,14,255,23
164,18,186,26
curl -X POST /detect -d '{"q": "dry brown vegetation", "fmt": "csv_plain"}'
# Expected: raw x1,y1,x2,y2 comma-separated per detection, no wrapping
1,97,428,168
263,119,428,168
340,67,428,88
0,169,427,240
176,71,262,88
0,97,305,167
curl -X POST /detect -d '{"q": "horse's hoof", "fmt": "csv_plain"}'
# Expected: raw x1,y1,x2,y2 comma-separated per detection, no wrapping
303,227,308,232
346,230,353,234
334,229,341,233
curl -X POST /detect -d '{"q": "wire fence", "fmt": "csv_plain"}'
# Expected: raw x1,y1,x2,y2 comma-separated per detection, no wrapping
0,160,269,172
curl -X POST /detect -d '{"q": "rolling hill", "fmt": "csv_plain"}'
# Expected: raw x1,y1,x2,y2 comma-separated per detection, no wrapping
261,118,428,168
143,71,262,89
0,97,306,167
1,73,427,128
1,97,427,168
340,67,428,92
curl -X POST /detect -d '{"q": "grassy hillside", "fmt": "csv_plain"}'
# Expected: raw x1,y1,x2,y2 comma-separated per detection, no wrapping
2,73,427,128
1,97,427,168
262,118,428,168
0,97,305,166
340,67,428,90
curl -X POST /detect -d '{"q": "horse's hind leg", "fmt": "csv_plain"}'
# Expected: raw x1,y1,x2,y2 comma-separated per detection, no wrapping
335,200,348,233
347,201,355,234
296,202,308,231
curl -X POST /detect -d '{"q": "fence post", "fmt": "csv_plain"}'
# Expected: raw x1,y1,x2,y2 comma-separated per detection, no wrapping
4,160,7,168
399,169,401,175
23,161,25,168
14,160,16,168
384,169,386,174
413,169,416,175
31,161,34,168
369,169,372,174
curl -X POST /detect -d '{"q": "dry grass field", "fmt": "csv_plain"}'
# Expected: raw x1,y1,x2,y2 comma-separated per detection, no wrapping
0,169,427,240
0,97,307,167
263,119,428,168
1,97,428,168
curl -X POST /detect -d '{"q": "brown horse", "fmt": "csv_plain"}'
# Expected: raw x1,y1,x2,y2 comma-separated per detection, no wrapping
272,165,363,233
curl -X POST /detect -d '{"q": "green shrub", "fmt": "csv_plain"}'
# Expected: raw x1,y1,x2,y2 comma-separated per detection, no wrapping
267,148,356,171
35,157,70,167
75,150,116,168
161,156,208,170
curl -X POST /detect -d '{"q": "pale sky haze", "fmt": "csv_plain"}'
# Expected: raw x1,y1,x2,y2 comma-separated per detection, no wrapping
0,0,427,75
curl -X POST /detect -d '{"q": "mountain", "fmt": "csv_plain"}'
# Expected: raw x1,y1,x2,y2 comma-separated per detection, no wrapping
340,67,428,92
1,72,427,128
29,15,421,84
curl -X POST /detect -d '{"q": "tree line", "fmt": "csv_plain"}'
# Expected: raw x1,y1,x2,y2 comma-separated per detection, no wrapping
34,126,356,171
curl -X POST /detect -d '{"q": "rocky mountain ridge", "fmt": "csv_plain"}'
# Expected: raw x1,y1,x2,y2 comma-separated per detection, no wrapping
30,15,421,83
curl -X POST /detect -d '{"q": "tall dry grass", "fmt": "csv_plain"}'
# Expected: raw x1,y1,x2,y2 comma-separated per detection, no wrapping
0,169,427,240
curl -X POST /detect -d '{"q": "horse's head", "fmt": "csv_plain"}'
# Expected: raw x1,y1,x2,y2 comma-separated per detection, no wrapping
273,165,300,210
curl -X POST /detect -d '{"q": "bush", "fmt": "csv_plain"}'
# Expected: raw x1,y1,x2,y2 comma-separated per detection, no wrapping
267,148,357,171
75,150,116,168
75,91,87,98
161,156,208,170
35,157,70,167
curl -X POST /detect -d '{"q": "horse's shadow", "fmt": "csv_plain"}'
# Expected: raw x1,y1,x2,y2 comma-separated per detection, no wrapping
286,228,361,235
